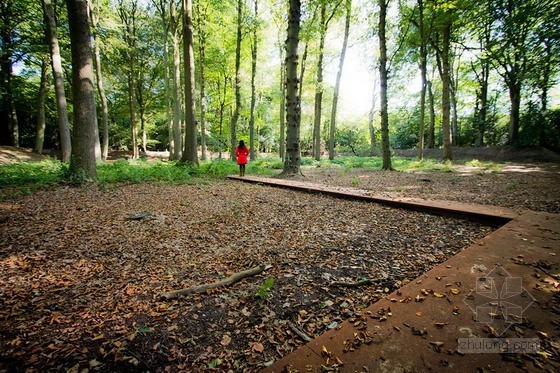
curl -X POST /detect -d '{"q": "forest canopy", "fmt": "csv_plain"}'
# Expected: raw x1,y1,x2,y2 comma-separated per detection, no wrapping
1,0,559,171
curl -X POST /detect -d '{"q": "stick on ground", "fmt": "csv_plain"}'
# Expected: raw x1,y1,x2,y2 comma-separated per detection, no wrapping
160,264,269,300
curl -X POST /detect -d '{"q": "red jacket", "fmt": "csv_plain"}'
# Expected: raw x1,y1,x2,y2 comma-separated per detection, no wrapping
236,146,249,165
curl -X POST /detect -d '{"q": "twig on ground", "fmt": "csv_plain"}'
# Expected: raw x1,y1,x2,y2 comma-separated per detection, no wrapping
160,264,270,300
331,279,376,288
287,321,312,342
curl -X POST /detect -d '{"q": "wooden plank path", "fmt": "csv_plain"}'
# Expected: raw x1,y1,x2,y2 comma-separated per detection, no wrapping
228,175,560,372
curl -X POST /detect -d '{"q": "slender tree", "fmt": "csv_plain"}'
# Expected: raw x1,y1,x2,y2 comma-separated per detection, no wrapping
283,0,301,175
231,0,243,161
328,0,352,160
417,0,427,159
368,73,378,156
42,0,72,161
34,58,49,154
180,0,198,164
90,0,109,161
249,0,259,161
171,1,183,160
195,1,208,160
66,0,97,179
378,0,393,170
427,79,435,148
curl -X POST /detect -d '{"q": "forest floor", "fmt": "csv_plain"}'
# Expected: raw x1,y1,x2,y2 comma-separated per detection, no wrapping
0,146,559,371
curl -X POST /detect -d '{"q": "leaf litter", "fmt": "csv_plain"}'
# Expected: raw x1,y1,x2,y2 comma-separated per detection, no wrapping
0,180,496,371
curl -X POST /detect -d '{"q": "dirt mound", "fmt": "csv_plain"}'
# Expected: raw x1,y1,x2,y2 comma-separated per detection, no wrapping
395,146,560,163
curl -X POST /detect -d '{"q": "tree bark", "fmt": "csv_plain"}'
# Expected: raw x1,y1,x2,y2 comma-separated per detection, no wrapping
282,0,301,175
43,0,71,161
196,4,208,161
0,0,18,146
378,0,393,170
180,0,198,164
328,0,351,160
90,0,109,161
34,59,49,154
507,80,521,147
279,44,286,161
312,4,326,161
427,80,435,148
171,4,183,160
66,0,97,180
417,0,426,160
231,0,243,161
440,23,452,161
368,81,377,156
155,0,174,160
249,0,259,161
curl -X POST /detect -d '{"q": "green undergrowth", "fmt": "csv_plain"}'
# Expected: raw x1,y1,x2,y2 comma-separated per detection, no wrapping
0,155,505,201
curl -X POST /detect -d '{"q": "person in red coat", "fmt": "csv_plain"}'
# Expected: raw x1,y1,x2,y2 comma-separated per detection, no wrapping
235,140,250,176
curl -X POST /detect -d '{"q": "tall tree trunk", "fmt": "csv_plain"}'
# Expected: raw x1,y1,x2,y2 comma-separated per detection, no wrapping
378,0,392,170
279,44,286,161
231,0,243,161
427,80,435,148
440,23,452,161
155,0,174,159
0,0,16,146
507,80,521,147
43,0,71,161
180,0,198,164
34,59,49,154
297,42,308,101
476,60,489,147
195,1,208,160
90,0,109,161
249,0,258,161
368,79,377,156
538,41,552,147
282,0,301,175
417,0,426,160
171,5,183,160
312,4,326,161
66,0,97,180
328,0,351,160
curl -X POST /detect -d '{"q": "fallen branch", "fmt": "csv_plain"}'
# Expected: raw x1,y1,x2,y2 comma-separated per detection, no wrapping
287,321,312,342
160,264,269,300
331,279,376,288
125,211,152,221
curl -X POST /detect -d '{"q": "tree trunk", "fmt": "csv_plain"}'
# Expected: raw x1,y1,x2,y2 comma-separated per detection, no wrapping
427,80,435,148
378,0,392,170
298,42,308,101
312,4,326,161
43,0,71,161
507,80,521,147
440,23,452,161
171,5,183,160
368,79,377,156
279,44,286,161
417,0,426,160
231,0,243,161
34,59,49,154
195,1,208,161
282,0,301,175
66,0,97,180
538,41,552,147
249,0,258,161
329,0,351,160
155,0,174,160
180,0,198,165
90,0,109,161
476,60,489,147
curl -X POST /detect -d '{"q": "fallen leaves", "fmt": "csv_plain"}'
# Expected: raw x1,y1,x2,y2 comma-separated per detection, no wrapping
0,181,498,371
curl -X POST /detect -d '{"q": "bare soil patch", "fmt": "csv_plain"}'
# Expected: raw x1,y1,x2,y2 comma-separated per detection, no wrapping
0,181,495,371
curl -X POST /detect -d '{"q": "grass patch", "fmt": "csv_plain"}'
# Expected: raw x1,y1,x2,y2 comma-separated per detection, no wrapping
0,160,65,199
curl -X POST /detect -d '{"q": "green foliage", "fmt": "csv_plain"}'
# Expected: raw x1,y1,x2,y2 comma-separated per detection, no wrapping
0,160,65,199
255,278,275,299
